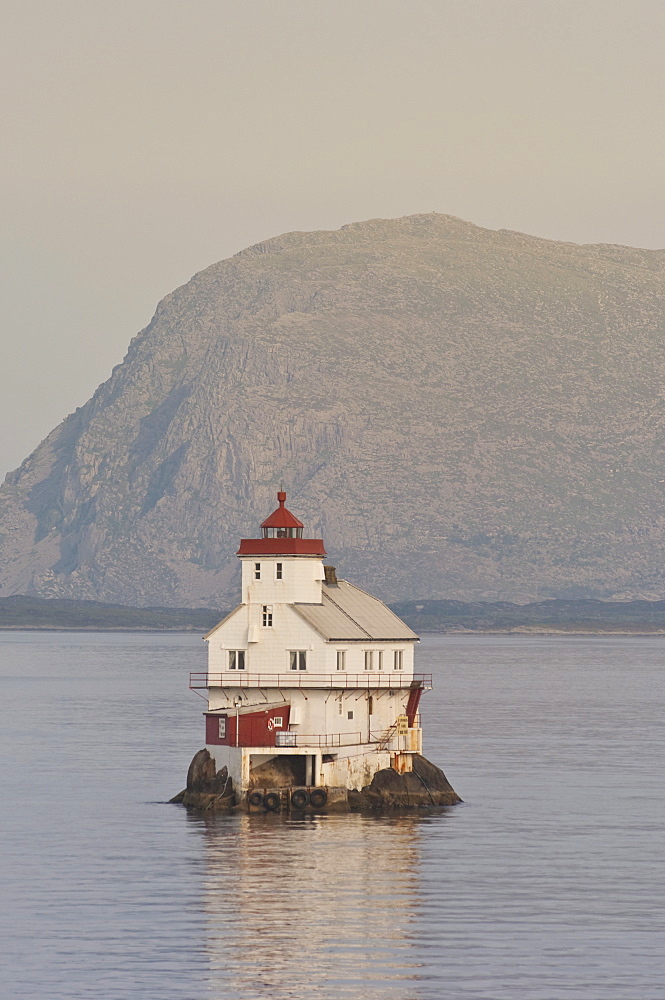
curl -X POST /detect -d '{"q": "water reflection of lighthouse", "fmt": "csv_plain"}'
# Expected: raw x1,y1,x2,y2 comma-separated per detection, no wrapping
196,813,429,1000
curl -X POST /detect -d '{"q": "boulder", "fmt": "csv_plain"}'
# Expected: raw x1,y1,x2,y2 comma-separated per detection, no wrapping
353,756,462,810
170,748,236,811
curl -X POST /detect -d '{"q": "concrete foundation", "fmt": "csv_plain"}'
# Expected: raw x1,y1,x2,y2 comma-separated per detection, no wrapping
206,742,395,794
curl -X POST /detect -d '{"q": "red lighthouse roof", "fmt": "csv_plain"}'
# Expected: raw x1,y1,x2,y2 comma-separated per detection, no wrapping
237,491,326,557
260,491,304,531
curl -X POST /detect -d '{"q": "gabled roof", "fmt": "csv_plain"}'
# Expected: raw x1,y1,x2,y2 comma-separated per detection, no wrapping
292,579,418,642
203,580,417,643
203,604,243,640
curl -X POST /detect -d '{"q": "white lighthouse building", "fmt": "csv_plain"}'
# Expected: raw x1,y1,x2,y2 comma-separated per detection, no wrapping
189,492,432,809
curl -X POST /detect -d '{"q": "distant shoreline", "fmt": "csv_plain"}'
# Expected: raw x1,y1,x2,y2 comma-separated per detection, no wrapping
417,628,665,636
0,625,206,633
2,625,665,637
2,594,664,635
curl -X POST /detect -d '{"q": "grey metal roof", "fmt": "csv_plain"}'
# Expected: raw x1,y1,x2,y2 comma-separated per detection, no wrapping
292,580,418,642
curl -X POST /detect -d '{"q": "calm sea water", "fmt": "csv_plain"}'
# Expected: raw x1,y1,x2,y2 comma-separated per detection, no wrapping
0,631,663,1000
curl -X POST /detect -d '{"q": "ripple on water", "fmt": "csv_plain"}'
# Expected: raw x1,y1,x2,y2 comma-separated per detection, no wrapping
0,632,664,1000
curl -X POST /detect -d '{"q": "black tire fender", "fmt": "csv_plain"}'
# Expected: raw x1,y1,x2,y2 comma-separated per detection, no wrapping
263,791,281,812
248,790,263,808
290,788,309,810
309,787,328,809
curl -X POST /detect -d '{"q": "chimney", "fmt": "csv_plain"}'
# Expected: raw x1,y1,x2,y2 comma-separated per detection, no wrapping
324,565,338,586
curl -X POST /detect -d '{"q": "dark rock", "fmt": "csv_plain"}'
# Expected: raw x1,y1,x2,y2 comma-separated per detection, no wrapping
412,754,461,802
358,756,462,809
172,750,460,812
205,764,230,794
186,748,217,792
347,788,363,811
181,790,235,811
175,749,237,811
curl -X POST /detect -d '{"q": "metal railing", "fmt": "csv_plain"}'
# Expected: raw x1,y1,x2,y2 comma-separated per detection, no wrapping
189,671,432,691
370,714,422,750
275,731,364,748
369,714,421,738
369,721,398,751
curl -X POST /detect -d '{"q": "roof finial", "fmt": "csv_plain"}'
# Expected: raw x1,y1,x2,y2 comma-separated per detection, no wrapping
277,490,286,506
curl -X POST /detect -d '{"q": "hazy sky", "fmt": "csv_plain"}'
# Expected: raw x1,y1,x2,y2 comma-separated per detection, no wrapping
2,0,665,478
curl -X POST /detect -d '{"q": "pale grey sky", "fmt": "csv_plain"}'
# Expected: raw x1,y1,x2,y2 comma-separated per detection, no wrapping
2,0,665,478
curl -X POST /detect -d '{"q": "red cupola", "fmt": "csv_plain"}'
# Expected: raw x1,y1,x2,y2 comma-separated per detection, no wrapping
260,491,304,539
237,492,326,557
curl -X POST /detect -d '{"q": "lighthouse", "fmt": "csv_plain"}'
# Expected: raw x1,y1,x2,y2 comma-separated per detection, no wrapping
185,492,456,812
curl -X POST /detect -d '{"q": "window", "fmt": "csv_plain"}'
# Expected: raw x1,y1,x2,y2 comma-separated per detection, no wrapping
218,717,226,739
262,526,303,539
290,650,307,671
254,563,261,580
338,696,344,715
364,650,374,671
276,562,283,580
228,650,246,670
336,650,346,671
368,696,373,715
347,710,354,720
377,651,383,671
262,605,273,627
393,649,404,671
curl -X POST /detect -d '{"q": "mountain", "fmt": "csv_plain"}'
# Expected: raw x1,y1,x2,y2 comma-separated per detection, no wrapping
2,213,665,608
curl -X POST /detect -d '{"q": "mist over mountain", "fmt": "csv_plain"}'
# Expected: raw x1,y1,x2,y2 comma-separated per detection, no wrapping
2,213,665,609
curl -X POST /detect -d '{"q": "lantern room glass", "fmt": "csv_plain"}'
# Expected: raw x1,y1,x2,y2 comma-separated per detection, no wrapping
261,526,303,538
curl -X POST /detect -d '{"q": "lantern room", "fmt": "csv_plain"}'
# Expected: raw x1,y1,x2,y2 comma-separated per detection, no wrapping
236,491,327,603
260,492,304,539
236,492,326,559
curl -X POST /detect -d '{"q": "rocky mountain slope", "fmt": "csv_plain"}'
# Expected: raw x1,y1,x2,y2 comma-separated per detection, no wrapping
2,213,665,608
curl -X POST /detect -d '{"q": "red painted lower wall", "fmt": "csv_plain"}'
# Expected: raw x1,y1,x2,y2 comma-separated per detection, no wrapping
206,704,290,747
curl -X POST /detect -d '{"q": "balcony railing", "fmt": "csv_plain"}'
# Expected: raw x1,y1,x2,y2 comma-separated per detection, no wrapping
189,671,432,691
275,731,364,748
274,727,423,751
